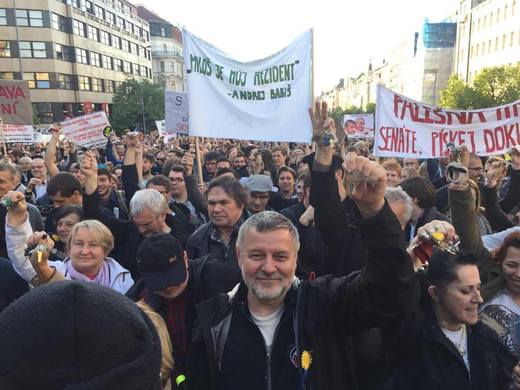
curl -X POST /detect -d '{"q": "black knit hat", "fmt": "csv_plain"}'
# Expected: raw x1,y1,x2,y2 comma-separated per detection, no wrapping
0,281,162,390
136,234,187,290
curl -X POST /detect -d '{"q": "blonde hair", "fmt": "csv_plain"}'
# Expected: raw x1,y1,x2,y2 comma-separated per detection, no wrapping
67,220,114,255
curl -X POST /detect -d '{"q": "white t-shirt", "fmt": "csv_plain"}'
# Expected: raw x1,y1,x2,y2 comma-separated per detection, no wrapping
441,326,470,372
480,290,520,359
250,304,284,353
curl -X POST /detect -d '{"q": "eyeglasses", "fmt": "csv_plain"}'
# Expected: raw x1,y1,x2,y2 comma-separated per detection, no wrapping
468,166,483,171
169,177,185,183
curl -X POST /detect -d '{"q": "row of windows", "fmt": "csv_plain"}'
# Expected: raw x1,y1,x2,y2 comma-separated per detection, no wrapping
0,71,123,93
0,40,152,78
72,18,150,60
474,1,517,32
63,0,149,41
465,30,520,59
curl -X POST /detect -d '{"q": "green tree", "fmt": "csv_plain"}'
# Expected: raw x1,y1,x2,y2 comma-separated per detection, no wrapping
440,64,520,109
110,79,164,134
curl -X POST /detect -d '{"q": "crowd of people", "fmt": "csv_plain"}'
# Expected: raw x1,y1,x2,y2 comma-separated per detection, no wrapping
0,102,520,389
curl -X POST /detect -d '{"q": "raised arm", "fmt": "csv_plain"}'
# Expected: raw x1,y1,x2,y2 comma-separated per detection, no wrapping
44,126,60,178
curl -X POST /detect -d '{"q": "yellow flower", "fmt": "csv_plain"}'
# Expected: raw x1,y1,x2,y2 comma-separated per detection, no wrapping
301,350,312,371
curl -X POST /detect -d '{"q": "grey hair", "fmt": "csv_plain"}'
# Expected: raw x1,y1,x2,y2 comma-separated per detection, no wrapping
385,187,413,227
129,188,169,218
237,211,300,251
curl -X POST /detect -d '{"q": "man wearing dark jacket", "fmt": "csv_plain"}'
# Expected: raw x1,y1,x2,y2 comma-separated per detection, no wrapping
187,143,416,390
126,234,241,389
81,152,193,280
186,176,248,266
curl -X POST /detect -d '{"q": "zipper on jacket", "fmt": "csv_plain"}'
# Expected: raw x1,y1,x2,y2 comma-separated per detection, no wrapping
243,303,289,390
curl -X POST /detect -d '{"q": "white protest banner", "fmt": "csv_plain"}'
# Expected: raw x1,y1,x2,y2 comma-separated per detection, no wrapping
375,85,520,158
0,80,33,125
343,114,374,139
164,91,189,135
0,124,34,143
183,29,312,142
61,112,110,148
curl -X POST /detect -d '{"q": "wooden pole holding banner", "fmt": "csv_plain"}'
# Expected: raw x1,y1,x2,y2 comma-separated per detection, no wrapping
0,117,7,159
195,137,204,184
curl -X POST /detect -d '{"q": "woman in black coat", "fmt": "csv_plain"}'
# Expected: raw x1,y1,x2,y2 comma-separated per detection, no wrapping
386,240,519,390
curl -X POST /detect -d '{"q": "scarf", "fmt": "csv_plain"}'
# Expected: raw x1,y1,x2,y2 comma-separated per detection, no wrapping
65,258,111,288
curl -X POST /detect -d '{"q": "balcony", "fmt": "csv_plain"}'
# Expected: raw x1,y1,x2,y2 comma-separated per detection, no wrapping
151,50,183,60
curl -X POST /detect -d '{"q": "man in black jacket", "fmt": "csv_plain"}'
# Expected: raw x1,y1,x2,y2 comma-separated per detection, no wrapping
81,152,193,279
187,125,416,389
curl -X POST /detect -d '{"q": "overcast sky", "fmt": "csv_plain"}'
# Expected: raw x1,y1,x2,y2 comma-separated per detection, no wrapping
135,0,459,93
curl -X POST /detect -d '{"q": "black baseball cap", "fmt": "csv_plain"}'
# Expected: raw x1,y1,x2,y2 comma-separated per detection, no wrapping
136,234,187,290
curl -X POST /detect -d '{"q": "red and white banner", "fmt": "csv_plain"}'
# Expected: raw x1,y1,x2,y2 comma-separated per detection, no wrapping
0,124,34,143
61,112,110,148
375,85,520,158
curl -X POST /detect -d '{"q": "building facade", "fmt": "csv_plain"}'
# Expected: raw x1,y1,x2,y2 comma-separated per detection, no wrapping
0,0,152,124
137,6,184,92
455,0,520,83
323,20,456,110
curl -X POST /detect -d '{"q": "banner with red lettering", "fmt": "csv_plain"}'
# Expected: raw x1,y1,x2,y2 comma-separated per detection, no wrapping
0,80,33,125
375,85,520,158
61,112,110,148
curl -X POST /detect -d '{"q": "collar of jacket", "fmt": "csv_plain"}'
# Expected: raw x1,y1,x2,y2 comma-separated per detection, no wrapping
208,212,247,243
421,318,479,366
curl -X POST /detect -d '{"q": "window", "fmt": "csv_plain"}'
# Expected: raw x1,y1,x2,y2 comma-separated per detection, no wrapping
138,46,145,57
503,34,507,48
35,103,54,123
59,74,75,89
90,52,100,67
85,0,94,14
73,20,86,36
136,26,142,37
126,21,133,34
0,9,6,25
129,42,137,54
101,55,112,69
123,61,131,73
160,27,166,37
91,77,103,92
483,15,487,28
133,63,139,75
23,72,50,89
52,13,68,32
116,16,124,29
0,72,14,80
76,48,88,64
141,65,147,77
19,41,47,58
79,76,91,91
497,9,501,22
482,41,485,55
55,43,74,61
0,41,11,57
505,5,509,18
121,39,129,52
511,32,516,46
105,11,115,25
16,10,44,27
490,12,494,25
104,80,114,93
476,43,479,56
114,58,123,71
112,34,120,49
495,37,499,51
160,61,165,72
87,25,99,41
170,62,175,73
144,30,149,42
488,39,492,53
94,5,104,19
100,30,110,45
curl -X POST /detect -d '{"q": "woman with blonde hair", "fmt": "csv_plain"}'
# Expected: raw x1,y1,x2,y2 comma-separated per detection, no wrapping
4,190,133,293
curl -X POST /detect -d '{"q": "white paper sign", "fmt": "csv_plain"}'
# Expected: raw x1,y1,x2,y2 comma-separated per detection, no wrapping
375,85,520,158
164,91,189,135
343,114,374,139
1,124,34,143
61,112,110,148
183,29,312,142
